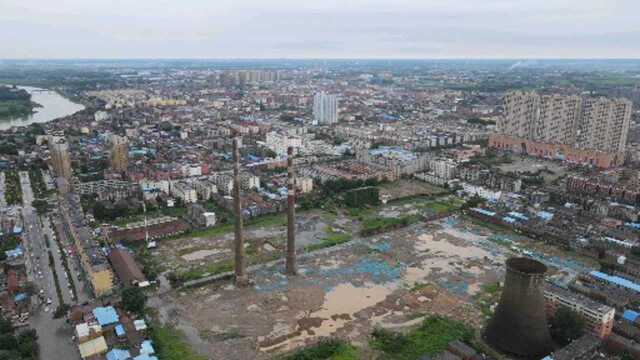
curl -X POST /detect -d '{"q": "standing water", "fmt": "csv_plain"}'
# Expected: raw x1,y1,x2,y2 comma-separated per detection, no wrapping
0,86,85,130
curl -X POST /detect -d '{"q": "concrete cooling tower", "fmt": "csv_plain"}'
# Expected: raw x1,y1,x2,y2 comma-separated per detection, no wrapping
484,257,553,358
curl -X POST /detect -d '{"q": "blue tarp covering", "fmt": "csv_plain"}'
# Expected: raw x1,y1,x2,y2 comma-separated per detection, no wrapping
590,271,640,293
502,216,516,224
471,208,496,217
537,211,554,221
93,306,119,326
134,355,158,360
5,246,23,259
508,211,529,221
13,226,22,234
106,349,131,360
14,293,27,302
140,340,155,355
626,222,640,230
115,324,126,337
623,310,640,322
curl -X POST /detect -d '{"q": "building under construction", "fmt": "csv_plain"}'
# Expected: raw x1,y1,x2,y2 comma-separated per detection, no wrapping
49,137,73,180
109,134,129,173
484,257,553,358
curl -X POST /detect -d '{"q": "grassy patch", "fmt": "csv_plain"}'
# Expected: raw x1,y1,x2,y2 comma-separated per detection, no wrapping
361,215,421,236
282,339,360,360
475,282,502,318
173,259,234,283
370,316,474,360
150,322,207,360
305,228,352,252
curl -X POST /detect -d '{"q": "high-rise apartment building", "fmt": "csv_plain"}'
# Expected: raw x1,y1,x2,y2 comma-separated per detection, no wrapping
499,91,632,153
110,135,129,173
49,137,73,180
577,97,633,153
313,92,338,125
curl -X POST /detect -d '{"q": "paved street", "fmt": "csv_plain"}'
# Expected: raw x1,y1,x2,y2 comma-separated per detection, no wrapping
0,172,6,208
18,171,80,360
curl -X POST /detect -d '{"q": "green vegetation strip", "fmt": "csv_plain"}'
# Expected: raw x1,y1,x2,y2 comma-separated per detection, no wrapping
361,215,422,236
150,322,207,360
47,251,65,307
51,231,78,301
305,228,352,252
5,171,23,205
281,339,359,360
370,316,474,360
27,169,49,199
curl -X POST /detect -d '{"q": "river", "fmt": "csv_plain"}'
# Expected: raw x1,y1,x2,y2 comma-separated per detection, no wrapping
0,86,85,131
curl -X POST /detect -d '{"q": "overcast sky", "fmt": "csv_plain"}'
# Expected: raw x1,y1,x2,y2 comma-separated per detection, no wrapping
1,0,639,59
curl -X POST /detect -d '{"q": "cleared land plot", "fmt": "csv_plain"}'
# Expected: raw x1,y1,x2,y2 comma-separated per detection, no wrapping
378,179,447,201
497,157,573,182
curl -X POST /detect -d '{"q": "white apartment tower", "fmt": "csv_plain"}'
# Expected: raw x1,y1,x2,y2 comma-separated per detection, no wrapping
313,92,338,125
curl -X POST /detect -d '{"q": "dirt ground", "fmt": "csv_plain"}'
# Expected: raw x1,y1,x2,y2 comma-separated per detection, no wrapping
379,179,447,201
497,157,573,182
147,211,596,360
154,209,349,275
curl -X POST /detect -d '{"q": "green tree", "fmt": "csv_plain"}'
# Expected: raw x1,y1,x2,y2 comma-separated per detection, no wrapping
122,287,147,315
0,316,12,335
550,307,585,346
16,329,38,359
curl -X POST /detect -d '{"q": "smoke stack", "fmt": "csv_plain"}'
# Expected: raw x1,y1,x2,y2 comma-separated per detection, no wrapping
484,257,553,358
285,146,297,275
233,137,248,286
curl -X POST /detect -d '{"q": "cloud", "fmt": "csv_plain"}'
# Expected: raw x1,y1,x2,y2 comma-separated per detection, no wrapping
0,0,638,58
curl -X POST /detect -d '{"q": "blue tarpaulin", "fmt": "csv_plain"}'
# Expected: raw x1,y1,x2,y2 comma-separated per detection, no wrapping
623,310,640,322
537,211,554,221
106,349,131,360
471,208,496,217
93,306,119,326
134,355,158,360
115,324,126,337
140,340,155,355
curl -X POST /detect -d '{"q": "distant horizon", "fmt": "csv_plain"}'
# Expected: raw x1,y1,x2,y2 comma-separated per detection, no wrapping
2,1,638,59
2,57,640,61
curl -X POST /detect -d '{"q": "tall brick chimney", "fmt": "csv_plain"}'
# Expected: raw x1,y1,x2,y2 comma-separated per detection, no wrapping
233,137,248,286
285,146,297,275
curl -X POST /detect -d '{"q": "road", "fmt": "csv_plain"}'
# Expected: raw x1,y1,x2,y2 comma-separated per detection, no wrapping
19,171,80,360
0,172,6,208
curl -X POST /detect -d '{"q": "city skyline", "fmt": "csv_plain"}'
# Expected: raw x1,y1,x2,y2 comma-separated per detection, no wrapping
2,0,640,59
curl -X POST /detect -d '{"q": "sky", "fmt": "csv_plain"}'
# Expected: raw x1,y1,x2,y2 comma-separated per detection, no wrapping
1,0,639,59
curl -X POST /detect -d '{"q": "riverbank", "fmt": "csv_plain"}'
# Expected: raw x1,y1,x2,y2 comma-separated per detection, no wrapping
0,86,85,130
0,85,42,118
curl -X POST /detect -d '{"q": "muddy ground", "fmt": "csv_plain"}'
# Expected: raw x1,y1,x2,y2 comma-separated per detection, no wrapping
147,213,596,360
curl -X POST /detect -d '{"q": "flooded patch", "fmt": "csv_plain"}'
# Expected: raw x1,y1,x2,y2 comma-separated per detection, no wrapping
260,282,395,352
181,248,229,261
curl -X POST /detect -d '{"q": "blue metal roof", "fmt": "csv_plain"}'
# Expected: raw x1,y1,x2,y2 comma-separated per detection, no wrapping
590,271,640,293
623,310,640,322
93,306,119,326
